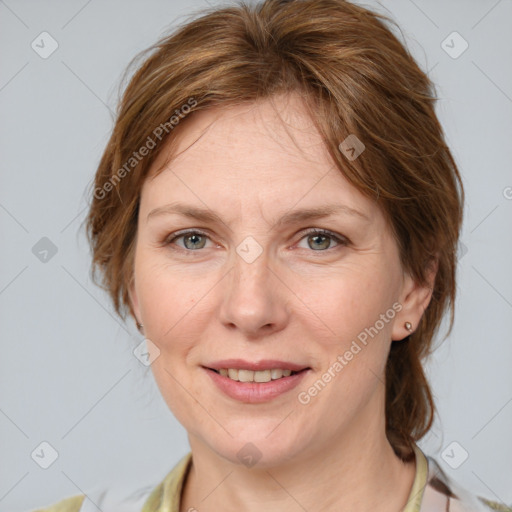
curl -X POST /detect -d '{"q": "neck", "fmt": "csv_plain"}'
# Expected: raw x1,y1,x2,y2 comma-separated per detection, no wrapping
180,392,416,512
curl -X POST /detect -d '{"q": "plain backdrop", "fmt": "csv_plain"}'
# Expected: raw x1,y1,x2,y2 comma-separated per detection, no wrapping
1,0,511,510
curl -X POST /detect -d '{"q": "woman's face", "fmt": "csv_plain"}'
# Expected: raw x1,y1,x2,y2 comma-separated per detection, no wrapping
130,93,428,467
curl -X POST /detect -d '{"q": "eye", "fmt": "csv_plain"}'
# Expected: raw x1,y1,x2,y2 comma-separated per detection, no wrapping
297,228,348,252
163,228,348,253
165,230,213,251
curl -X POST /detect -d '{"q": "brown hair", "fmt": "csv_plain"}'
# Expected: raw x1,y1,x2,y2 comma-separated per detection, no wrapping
85,0,464,461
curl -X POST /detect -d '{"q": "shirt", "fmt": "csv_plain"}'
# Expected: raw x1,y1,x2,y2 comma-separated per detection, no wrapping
30,443,511,512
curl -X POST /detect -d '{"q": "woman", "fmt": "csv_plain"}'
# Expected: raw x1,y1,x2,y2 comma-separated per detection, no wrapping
31,0,510,510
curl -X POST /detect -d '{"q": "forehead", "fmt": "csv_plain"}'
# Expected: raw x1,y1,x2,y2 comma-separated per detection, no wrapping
149,93,331,178
141,93,378,227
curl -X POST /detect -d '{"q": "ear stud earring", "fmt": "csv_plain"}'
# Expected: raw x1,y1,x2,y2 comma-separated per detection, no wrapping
404,321,413,332
136,321,144,332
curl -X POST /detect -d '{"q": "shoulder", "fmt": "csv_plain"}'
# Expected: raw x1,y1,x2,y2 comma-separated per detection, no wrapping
30,494,85,512
26,452,192,512
27,481,154,512
27,453,192,512
477,498,512,512
423,455,512,512
28,482,154,512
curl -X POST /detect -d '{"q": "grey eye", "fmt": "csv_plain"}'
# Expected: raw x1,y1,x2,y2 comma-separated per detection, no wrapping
297,229,346,251
307,233,332,250
181,233,208,250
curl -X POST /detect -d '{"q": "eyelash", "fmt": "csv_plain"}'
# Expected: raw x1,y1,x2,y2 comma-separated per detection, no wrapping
163,228,349,254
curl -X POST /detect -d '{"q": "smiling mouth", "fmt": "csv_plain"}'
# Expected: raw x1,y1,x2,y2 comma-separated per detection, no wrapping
206,367,309,383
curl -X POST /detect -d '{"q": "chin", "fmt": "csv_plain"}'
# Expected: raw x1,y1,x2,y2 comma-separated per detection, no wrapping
200,425,309,470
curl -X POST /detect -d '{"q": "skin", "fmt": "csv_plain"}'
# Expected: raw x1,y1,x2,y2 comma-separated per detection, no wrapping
129,92,436,512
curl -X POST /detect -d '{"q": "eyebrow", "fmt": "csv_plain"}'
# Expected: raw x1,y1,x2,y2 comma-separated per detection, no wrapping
146,202,370,227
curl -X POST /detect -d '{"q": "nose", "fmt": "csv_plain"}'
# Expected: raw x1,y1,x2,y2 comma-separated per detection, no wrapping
217,246,289,339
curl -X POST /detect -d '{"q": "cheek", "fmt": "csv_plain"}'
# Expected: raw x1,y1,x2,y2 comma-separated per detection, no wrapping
301,272,397,405
136,257,207,338
306,265,399,344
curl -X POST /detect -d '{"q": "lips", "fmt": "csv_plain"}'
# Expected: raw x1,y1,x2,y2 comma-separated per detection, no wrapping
201,358,311,402
203,364,310,403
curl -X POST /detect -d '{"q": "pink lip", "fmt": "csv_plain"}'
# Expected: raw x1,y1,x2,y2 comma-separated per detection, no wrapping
203,366,310,403
205,359,309,372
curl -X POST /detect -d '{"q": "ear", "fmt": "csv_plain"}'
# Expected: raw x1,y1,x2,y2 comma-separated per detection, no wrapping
391,258,438,341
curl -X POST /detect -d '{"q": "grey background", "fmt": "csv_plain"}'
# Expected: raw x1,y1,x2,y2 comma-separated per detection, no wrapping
1,0,511,510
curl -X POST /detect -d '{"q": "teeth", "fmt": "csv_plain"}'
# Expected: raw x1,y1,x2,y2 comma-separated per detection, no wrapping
217,368,297,382
254,370,271,382
238,369,254,382
271,368,283,379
